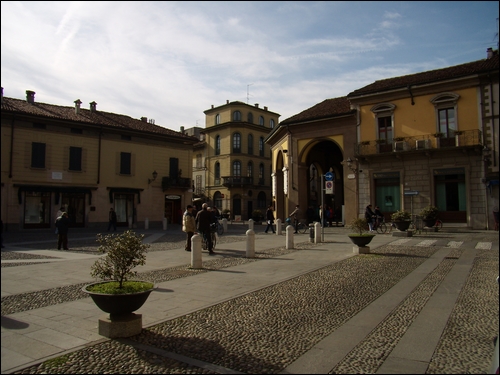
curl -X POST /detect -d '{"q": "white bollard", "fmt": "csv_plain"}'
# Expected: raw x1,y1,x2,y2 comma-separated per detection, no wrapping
246,229,255,258
248,218,254,230
276,218,282,235
191,234,203,268
222,218,228,232
314,222,321,243
163,217,167,231
286,225,294,249
144,217,149,230
128,216,133,229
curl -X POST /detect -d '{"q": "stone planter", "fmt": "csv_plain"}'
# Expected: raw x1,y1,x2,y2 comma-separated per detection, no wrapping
348,234,375,247
393,220,411,231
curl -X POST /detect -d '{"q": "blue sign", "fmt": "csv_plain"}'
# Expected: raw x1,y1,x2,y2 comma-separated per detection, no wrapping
325,172,334,181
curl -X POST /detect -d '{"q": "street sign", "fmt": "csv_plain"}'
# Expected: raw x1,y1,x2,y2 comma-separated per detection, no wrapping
404,190,419,196
325,181,333,194
325,172,334,181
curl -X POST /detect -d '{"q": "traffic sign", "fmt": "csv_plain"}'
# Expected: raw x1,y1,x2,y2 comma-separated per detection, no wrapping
404,190,419,196
325,172,334,181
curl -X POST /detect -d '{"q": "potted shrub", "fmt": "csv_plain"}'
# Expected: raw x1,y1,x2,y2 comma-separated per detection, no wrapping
347,217,375,246
391,210,412,231
251,209,263,223
82,230,154,317
222,208,231,219
420,205,438,227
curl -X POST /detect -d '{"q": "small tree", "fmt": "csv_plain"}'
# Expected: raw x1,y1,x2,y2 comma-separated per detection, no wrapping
391,210,411,222
91,230,150,289
419,205,439,220
349,217,369,236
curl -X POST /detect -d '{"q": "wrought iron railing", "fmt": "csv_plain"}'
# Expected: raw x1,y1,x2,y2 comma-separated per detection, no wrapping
222,176,253,186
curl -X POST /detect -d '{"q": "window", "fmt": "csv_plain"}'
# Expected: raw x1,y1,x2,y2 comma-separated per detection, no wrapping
233,133,241,153
378,116,393,142
69,147,82,171
259,137,264,156
215,135,221,155
214,191,222,210
247,112,253,123
233,161,241,176
196,154,202,169
259,116,264,126
248,134,253,155
31,142,46,168
270,119,275,128
247,162,253,178
431,93,460,147
259,163,265,185
195,175,202,194
258,191,267,209
374,172,400,215
120,152,131,175
215,114,220,125
371,103,395,153
233,111,241,121
215,162,221,185
438,108,456,137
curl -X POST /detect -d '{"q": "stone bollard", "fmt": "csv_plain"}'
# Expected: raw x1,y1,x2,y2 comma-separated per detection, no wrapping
276,218,282,235
128,216,133,229
163,217,167,231
286,225,294,249
222,218,228,232
191,234,203,269
248,218,254,230
246,229,255,258
144,217,149,230
309,223,314,243
314,222,321,243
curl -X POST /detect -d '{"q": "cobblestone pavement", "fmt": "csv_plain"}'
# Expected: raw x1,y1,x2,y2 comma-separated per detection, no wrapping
2,228,498,374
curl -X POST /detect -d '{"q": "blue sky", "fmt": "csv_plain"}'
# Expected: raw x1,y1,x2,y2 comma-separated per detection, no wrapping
1,1,498,132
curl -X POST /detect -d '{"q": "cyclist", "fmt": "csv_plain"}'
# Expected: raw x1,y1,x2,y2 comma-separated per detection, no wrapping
365,204,376,232
374,206,384,230
289,205,301,234
195,203,215,255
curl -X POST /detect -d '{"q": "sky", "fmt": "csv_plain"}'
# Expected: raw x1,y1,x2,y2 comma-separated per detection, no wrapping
1,1,499,132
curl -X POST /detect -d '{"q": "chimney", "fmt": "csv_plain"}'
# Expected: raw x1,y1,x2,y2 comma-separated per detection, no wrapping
487,47,494,59
264,106,268,111
226,100,229,104
89,101,97,112
211,104,214,109
180,126,185,134
141,117,147,122
74,99,82,114
26,90,35,104
254,103,259,108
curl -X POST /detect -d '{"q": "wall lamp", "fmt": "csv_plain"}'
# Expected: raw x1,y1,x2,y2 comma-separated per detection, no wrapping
148,170,158,184
342,157,361,174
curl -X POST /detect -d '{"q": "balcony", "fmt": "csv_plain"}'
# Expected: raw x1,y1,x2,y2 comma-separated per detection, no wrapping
355,129,482,157
161,176,192,191
222,176,253,188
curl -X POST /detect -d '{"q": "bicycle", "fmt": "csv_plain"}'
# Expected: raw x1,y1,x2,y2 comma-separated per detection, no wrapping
201,223,218,251
373,217,388,234
285,218,308,233
215,219,224,236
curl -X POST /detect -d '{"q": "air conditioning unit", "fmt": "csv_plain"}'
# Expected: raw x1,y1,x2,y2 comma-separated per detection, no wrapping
393,141,409,152
415,139,430,150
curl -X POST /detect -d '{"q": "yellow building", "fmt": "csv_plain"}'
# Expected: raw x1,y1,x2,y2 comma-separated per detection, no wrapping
194,101,279,221
1,89,198,231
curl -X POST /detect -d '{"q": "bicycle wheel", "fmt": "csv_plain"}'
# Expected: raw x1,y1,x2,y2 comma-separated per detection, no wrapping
299,223,308,234
217,223,224,236
201,235,207,250
376,222,387,234
436,220,443,230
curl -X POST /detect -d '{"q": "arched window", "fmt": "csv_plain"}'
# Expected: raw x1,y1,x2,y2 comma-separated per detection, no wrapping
215,113,220,125
259,137,264,156
214,162,220,185
233,161,241,176
248,134,253,155
215,135,221,155
270,119,275,128
259,116,265,126
247,162,253,178
371,103,396,153
213,191,222,210
430,93,460,138
233,133,241,153
247,112,253,123
259,163,265,185
233,111,241,121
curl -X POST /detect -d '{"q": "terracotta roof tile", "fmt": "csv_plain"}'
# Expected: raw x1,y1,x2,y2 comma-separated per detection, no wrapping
280,96,354,125
347,55,499,97
1,97,197,142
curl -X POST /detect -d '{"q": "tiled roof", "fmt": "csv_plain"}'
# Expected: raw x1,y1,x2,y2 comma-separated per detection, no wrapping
347,54,499,98
1,96,198,142
280,96,354,125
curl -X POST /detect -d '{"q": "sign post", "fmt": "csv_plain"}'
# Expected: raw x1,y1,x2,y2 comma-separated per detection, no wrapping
404,190,419,216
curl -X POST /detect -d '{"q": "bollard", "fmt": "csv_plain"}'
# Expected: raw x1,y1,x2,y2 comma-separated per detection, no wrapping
222,218,228,232
276,218,282,235
309,223,314,243
144,217,149,230
162,217,167,231
314,221,322,243
246,229,255,258
248,218,254,230
286,225,294,249
191,234,203,268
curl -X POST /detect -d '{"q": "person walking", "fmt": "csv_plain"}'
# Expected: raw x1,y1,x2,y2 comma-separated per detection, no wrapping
107,208,117,231
289,205,301,234
365,204,376,232
195,203,215,254
182,205,196,252
55,212,70,250
265,205,276,233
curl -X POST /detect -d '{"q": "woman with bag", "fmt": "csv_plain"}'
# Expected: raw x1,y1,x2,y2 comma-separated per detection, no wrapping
265,205,275,233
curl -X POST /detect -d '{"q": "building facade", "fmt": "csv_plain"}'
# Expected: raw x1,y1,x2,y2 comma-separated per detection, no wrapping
1,89,198,231
193,101,279,221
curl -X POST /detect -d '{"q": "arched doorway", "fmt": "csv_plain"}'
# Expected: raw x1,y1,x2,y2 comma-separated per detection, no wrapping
274,151,285,221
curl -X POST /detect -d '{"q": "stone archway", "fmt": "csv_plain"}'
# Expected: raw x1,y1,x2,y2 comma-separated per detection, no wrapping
274,151,285,221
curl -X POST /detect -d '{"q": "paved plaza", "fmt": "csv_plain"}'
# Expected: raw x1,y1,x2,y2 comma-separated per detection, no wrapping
1,223,498,374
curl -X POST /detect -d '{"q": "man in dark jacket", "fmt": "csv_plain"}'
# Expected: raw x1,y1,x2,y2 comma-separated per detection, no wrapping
195,203,215,254
55,212,70,250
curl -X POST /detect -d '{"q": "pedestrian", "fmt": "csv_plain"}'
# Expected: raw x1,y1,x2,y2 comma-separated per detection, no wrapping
195,203,215,254
265,205,276,233
182,205,196,252
365,204,376,232
55,212,69,250
289,205,301,234
107,208,117,231
327,206,334,227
